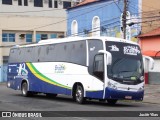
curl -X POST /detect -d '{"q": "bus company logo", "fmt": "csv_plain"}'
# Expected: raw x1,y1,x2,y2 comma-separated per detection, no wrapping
17,63,28,76
14,63,28,79
124,46,140,56
108,45,119,52
54,64,66,73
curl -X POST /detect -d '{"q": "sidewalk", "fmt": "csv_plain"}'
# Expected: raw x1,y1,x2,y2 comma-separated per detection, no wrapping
0,83,160,104
143,84,160,104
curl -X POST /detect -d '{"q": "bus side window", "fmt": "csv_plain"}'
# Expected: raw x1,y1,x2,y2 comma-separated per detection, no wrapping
93,54,104,81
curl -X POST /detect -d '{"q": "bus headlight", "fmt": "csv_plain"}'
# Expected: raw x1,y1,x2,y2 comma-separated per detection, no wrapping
108,82,117,90
138,86,144,91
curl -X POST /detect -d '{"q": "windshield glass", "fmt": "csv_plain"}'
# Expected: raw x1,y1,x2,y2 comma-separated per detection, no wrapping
106,41,144,84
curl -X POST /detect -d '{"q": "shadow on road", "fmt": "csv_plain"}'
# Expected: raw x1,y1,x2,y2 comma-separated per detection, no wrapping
13,93,140,108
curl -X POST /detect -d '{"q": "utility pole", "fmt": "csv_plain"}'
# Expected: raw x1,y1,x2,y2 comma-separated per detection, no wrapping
122,0,127,39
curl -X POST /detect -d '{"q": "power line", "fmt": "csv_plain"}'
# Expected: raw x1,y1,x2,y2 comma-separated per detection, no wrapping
1,0,160,39
1,16,160,48
113,0,123,13
1,0,159,31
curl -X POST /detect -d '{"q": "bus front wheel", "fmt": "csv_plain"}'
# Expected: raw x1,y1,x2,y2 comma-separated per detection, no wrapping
75,85,86,104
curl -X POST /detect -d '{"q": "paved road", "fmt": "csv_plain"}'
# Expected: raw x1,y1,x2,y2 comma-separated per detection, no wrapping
0,84,160,120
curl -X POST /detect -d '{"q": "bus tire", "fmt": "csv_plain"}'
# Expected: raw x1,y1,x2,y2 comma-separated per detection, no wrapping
21,82,31,97
75,85,86,104
107,99,118,105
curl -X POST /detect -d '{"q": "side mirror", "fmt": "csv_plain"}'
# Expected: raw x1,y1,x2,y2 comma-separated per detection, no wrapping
98,50,112,65
143,55,154,72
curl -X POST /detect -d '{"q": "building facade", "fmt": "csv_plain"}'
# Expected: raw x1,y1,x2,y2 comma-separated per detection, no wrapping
138,0,160,84
67,0,142,41
0,0,72,82
138,27,160,84
141,0,160,34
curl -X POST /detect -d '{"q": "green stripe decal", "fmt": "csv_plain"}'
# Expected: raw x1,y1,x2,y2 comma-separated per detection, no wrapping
26,63,71,89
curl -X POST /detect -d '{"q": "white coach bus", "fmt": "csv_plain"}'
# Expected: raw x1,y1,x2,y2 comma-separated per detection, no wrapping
7,37,154,104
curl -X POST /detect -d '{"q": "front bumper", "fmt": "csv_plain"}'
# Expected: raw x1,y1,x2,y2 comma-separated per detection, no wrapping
105,87,144,100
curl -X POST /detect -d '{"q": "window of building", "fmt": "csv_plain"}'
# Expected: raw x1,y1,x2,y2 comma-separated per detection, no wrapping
3,56,9,64
2,0,12,5
24,0,28,6
92,16,100,36
18,0,22,6
63,1,71,9
41,34,48,40
71,20,78,36
49,0,52,8
36,34,41,42
2,33,15,42
51,34,57,38
26,34,32,42
54,0,58,8
34,0,43,7
36,34,48,42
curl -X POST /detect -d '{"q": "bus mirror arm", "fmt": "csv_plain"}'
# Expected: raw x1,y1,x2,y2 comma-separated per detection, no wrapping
143,55,154,71
98,50,112,65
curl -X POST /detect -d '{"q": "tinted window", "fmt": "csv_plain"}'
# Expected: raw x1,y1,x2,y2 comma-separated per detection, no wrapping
34,0,43,7
88,39,103,74
24,0,28,6
18,0,22,6
2,0,12,5
9,41,87,66
54,0,58,8
63,1,71,9
49,0,52,8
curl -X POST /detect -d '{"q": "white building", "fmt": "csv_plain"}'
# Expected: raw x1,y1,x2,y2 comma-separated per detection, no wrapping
0,0,72,82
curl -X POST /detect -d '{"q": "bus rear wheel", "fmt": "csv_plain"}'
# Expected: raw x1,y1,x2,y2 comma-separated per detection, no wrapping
75,85,86,104
21,82,32,97
107,99,118,105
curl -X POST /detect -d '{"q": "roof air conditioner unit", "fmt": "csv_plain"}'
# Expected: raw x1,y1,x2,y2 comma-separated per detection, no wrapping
19,34,25,39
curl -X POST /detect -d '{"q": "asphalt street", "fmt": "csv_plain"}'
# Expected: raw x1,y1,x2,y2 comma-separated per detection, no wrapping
0,83,160,120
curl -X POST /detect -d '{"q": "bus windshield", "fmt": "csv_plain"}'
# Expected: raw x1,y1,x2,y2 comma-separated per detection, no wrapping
106,41,144,85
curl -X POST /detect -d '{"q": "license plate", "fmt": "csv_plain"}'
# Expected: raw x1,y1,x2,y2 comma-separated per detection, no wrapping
125,96,132,99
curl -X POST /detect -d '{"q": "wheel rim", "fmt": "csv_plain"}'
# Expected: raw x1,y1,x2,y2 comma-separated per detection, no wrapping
76,86,82,102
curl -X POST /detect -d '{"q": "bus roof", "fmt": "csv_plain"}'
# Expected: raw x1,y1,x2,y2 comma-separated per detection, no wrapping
13,36,139,48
